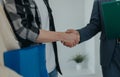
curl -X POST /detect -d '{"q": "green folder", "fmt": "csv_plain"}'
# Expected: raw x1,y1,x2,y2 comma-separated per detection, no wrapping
102,1,120,39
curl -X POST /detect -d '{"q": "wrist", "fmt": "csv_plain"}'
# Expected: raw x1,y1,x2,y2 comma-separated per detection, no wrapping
57,32,66,41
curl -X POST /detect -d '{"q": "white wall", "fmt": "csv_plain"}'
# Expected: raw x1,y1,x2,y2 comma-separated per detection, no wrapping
49,0,85,70
84,0,95,74
49,0,103,77
50,0,101,77
84,0,102,77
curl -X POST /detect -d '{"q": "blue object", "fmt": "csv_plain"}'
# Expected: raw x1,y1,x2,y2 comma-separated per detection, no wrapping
4,44,49,77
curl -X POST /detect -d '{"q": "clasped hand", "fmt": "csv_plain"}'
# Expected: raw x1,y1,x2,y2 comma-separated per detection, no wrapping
61,29,80,47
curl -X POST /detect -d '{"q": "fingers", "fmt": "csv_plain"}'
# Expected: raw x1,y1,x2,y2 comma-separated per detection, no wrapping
64,42,77,48
66,29,74,33
66,29,79,35
61,29,80,48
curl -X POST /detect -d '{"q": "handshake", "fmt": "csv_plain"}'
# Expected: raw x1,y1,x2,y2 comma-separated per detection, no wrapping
61,29,80,48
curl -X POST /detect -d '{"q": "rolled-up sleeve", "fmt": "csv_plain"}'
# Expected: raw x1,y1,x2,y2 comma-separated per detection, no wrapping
4,0,40,42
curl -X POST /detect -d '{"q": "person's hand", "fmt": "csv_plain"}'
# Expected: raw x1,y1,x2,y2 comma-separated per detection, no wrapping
60,32,78,47
62,29,80,47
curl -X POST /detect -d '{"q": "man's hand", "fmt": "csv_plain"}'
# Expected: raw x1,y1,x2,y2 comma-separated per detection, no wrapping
62,29,80,47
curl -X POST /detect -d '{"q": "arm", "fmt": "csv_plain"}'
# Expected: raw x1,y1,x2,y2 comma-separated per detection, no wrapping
78,0,101,43
4,1,39,42
4,1,78,44
36,29,79,43
63,0,101,47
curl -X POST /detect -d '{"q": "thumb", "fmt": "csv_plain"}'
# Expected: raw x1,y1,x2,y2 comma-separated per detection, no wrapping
66,29,75,33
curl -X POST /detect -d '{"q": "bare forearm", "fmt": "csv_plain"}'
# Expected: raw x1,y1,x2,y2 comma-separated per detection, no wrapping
36,30,67,43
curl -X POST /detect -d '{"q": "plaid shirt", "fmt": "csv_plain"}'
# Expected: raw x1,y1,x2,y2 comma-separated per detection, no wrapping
4,0,41,45
4,0,62,74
